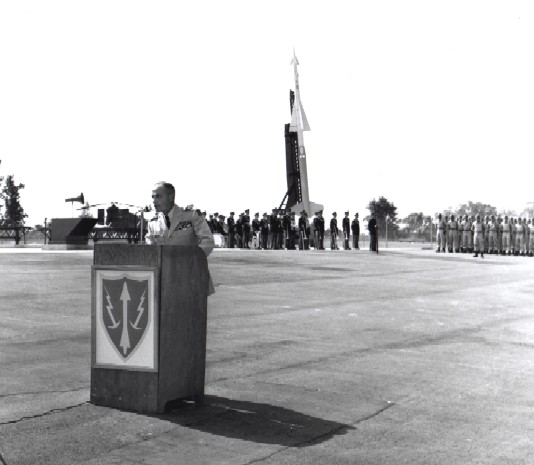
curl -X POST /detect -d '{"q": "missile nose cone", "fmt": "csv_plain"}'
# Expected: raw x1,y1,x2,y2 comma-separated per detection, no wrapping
290,48,299,66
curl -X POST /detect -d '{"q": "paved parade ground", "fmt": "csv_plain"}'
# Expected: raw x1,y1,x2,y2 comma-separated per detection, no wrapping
1,245,534,464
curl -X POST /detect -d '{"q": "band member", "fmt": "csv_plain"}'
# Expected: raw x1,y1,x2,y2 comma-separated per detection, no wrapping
330,212,339,250
270,209,281,249
313,211,325,250
251,212,261,249
260,213,270,250
207,214,215,233
342,211,351,250
289,212,297,250
227,212,236,248
235,213,243,248
298,211,310,250
282,211,292,250
243,209,251,249
351,213,360,249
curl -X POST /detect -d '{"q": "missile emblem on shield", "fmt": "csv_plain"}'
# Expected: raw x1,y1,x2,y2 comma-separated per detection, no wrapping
101,277,150,360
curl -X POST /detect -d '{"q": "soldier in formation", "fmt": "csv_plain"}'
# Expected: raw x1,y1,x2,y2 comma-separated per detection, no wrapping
330,212,339,250
351,213,360,249
436,212,533,257
251,212,261,249
342,211,351,250
195,208,379,252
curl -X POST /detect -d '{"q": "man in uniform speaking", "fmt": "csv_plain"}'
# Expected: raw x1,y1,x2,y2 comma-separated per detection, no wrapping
146,181,215,294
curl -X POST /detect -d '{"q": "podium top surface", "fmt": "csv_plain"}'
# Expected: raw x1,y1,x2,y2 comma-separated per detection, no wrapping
93,244,207,268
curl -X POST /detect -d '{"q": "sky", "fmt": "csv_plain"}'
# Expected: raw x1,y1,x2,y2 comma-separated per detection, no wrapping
1,1,533,226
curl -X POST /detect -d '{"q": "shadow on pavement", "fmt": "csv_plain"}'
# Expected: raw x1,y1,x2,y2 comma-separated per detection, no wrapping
154,395,355,447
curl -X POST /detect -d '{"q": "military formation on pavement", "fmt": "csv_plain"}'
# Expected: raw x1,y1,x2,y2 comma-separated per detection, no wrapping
435,213,534,258
195,207,534,257
202,209,363,251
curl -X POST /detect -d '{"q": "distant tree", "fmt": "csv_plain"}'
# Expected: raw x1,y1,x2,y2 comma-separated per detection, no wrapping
400,212,433,240
0,174,27,226
499,208,518,218
367,196,398,238
442,201,497,218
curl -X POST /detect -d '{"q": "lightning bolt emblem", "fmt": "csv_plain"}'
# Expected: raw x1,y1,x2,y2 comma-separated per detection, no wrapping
130,290,146,330
104,287,121,329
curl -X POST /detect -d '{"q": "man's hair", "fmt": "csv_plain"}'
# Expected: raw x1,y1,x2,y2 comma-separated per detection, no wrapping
154,182,175,198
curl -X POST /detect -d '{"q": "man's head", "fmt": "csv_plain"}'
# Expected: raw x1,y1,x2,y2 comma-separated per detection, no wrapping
332,212,337,217
152,182,175,214
345,211,349,217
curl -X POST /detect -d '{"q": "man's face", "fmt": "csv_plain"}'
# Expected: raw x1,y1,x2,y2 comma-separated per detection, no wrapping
151,185,174,214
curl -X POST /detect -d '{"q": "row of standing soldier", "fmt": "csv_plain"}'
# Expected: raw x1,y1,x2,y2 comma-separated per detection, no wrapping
436,213,534,257
203,210,362,251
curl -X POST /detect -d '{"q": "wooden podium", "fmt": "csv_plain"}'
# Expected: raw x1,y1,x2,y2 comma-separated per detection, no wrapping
90,244,208,413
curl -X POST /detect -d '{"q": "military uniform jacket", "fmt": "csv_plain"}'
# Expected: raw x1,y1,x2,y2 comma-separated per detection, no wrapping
298,217,309,236
282,215,291,232
252,219,261,232
270,216,281,233
342,217,350,235
368,218,377,234
260,218,270,234
330,218,338,235
215,220,227,235
146,205,215,255
313,217,325,234
243,215,251,232
227,217,236,233
351,219,360,235
145,205,215,295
